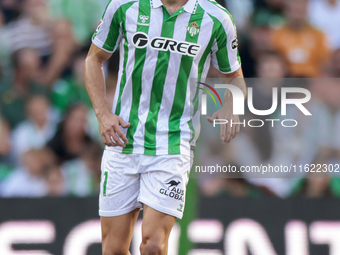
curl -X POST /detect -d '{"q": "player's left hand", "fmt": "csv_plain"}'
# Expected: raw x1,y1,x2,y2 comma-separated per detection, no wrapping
206,102,240,144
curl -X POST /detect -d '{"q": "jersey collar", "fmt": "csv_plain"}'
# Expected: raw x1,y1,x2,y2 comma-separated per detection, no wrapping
151,0,198,14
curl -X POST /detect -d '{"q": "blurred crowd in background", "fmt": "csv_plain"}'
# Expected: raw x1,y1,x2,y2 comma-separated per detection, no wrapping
0,0,340,198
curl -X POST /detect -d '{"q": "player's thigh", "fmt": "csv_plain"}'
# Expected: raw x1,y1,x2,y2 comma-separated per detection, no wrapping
99,150,142,217
138,154,191,219
101,208,140,255
140,205,176,255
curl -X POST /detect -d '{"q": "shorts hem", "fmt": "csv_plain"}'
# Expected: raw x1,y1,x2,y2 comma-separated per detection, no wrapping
99,205,142,217
138,197,183,219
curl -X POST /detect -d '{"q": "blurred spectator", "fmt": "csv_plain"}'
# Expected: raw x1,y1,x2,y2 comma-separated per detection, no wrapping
271,0,330,77
308,0,340,50
11,95,56,161
0,10,3,30
251,50,286,109
291,172,340,198
223,178,275,198
47,0,108,45
0,11,9,79
47,104,93,163
62,142,103,196
200,168,276,198
250,51,285,113
0,113,12,182
0,61,2,80
256,50,286,78
0,0,21,24
51,51,92,114
1,0,75,86
0,149,49,197
332,49,340,77
199,178,227,197
44,164,67,196
308,79,340,165
0,113,11,158
225,0,254,31
251,0,286,30
241,20,275,77
0,48,47,128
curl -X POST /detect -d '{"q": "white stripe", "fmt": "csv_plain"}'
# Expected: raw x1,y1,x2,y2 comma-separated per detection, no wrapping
154,13,192,155
132,7,164,154
111,42,125,114
179,12,214,154
108,3,139,153
199,0,240,73
94,1,117,50
94,0,135,51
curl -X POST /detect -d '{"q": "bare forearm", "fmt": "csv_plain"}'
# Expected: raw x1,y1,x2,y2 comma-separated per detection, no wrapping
218,68,247,108
84,56,110,117
208,67,246,144
223,78,247,104
43,49,72,86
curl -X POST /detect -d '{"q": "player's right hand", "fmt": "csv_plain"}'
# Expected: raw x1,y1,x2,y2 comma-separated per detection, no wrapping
97,112,130,147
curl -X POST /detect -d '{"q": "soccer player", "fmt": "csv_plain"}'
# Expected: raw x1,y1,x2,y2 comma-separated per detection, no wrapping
84,0,246,253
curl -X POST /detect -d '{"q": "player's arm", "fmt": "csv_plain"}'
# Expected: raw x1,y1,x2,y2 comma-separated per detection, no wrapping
207,67,246,144
84,44,130,147
208,12,246,144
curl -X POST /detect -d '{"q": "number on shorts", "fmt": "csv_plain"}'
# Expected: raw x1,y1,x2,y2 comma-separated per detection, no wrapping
103,172,108,196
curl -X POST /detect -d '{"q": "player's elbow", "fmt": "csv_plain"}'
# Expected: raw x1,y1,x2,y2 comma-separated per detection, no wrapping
84,53,104,67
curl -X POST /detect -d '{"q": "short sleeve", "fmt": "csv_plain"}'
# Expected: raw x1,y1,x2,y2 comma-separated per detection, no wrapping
92,0,123,53
211,13,241,74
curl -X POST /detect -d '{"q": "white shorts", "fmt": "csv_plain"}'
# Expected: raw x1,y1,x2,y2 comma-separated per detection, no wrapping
99,150,192,219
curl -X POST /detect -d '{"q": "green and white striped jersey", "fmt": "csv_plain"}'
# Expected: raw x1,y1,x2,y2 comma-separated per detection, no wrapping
92,0,241,156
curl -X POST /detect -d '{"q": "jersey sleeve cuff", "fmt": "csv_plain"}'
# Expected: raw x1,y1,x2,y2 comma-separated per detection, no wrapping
214,62,242,74
92,37,115,53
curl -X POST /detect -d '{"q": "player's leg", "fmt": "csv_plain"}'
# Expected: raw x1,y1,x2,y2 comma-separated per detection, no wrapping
99,150,142,255
140,205,176,255
138,154,192,254
101,209,140,255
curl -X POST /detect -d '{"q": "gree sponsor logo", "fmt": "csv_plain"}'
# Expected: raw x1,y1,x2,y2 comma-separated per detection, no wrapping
132,32,201,57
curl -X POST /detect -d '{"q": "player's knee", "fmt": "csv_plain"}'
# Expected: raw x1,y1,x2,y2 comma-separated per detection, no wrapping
140,238,163,255
102,247,127,255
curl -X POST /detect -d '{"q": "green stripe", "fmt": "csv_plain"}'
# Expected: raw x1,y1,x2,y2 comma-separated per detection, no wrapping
92,0,112,39
115,2,136,115
208,14,231,72
143,8,178,155
102,1,136,52
207,1,241,68
103,171,108,196
188,22,217,143
207,0,231,15
168,6,205,154
115,34,129,115
227,11,241,64
122,0,151,153
224,10,241,65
